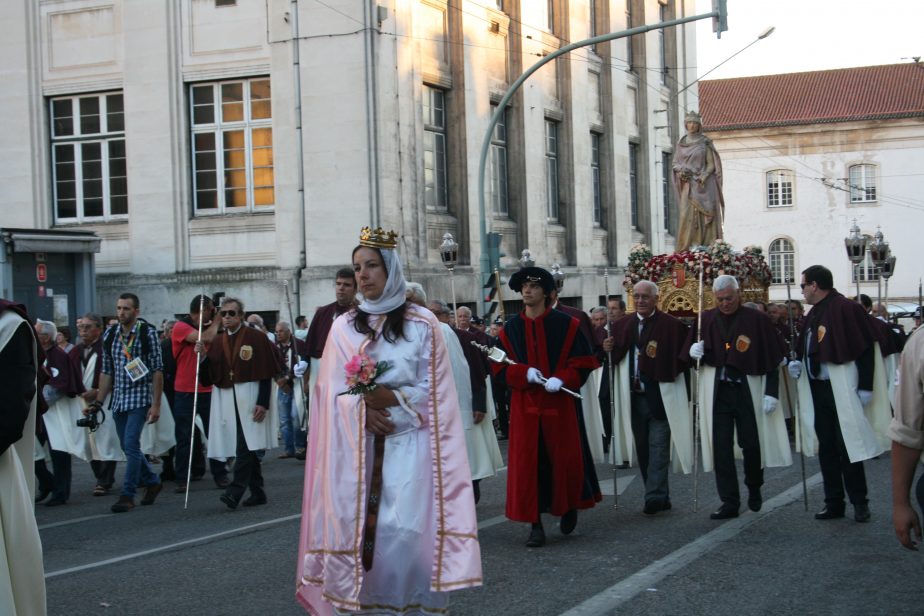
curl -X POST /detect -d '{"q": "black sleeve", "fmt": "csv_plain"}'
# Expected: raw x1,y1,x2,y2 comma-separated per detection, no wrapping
257,378,271,408
472,388,487,414
0,323,37,456
857,344,875,391
764,366,780,399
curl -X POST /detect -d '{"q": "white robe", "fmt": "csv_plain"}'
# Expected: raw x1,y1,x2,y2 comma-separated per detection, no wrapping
0,310,47,616
140,393,177,456
795,344,891,463
698,366,793,472
582,367,606,464
613,356,694,474
208,381,279,458
42,386,91,462
439,323,502,481
81,352,121,461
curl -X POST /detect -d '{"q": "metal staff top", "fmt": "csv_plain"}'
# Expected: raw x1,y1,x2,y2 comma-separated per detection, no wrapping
470,341,582,399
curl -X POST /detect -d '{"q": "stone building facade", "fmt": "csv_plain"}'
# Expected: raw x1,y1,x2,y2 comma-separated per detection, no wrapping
2,0,698,325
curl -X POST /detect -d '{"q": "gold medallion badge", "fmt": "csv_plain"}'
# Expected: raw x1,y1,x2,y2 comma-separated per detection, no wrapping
817,325,826,344
239,345,253,361
735,335,751,353
646,340,658,359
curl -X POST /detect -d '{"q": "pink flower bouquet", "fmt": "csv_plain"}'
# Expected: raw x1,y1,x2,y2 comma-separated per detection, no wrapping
340,353,390,396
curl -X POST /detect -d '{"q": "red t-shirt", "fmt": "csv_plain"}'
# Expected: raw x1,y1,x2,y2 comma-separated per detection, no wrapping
172,320,211,393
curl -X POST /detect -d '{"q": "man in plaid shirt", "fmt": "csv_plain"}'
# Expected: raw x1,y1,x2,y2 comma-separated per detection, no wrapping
90,293,164,513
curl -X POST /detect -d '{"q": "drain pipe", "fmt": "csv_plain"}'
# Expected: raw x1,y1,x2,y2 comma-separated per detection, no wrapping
291,0,307,314
363,0,382,226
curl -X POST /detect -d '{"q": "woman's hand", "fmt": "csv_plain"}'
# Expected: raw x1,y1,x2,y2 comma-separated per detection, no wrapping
365,407,395,435
362,386,399,410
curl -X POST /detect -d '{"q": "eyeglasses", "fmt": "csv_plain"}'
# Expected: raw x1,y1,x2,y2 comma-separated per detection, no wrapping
219,310,238,317
800,282,812,290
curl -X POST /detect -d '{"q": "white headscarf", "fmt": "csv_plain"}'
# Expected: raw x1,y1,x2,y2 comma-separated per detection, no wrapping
357,246,408,315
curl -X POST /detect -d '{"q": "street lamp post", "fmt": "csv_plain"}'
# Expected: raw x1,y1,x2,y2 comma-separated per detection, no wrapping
881,255,897,318
440,232,459,321
550,264,565,294
868,226,891,312
844,219,869,301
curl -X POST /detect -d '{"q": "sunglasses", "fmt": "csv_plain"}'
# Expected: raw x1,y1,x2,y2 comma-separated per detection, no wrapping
219,310,238,317
800,282,812,289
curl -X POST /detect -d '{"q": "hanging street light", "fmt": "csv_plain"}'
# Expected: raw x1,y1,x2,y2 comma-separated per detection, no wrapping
440,232,460,321
844,219,869,301
868,226,891,312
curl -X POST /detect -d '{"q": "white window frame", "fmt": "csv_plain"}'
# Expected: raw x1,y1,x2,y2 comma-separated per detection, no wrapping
423,86,449,212
50,92,128,223
849,163,877,203
852,249,879,282
591,132,602,226
545,120,560,221
768,237,795,284
766,169,794,208
490,104,509,217
190,77,275,215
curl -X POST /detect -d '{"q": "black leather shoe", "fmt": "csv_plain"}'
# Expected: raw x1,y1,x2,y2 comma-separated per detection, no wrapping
220,493,239,510
853,503,871,523
710,505,739,520
525,523,546,548
35,489,51,504
814,505,845,520
560,509,578,535
748,488,762,512
242,492,267,507
643,500,661,515
214,477,231,489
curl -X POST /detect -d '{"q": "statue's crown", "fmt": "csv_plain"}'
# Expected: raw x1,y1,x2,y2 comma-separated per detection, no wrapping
359,226,399,249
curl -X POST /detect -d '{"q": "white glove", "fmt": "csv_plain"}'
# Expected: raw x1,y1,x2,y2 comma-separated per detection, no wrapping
762,395,778,415
526,367,544,384
857,389,873,407
293,360,308,378
544,377,564,393
689,341,705,361
787,360,802,380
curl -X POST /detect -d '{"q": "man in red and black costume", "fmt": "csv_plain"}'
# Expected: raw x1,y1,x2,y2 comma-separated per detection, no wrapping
686,275,789,520
493,266,601,547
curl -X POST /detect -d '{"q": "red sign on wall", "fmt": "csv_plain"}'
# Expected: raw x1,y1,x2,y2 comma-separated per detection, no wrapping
36,263,47,283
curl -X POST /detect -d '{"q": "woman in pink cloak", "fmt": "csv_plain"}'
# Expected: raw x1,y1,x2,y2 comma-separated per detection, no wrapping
295,227,482,615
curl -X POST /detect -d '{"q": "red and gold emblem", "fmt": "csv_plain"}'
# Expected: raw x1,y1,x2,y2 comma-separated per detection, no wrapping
671,263,686,288
735,335,751,353
646,340,658,359
817,326,826,344
239,345,253,361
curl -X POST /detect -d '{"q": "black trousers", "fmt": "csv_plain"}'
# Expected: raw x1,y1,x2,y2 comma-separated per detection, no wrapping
713,381,763,509
225,406,265,502
90,460,117,488
810,379,867,508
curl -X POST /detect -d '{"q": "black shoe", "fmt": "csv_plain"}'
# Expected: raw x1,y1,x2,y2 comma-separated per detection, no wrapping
35,489,51,504
853,503,871,523
560,509,578,535
44,498,66,507
220,493,239,510
294,448,306,461
472,481,481,505
525,523,546,547
214,477,231,489
140,482,163,506
710,505,739,520
663,500,672,511
644,500,666,515
242,492,267,507
748,488,762,512
814,505,845,520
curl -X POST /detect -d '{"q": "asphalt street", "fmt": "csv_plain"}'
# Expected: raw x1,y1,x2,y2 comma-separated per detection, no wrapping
38,442,924,615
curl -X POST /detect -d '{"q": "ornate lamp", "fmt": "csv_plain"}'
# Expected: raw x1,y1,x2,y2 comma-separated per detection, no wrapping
550,263,565,293
518,248,535,268
439,232,459,321
868,226,891,310
844,219,869,299
881,255,897,315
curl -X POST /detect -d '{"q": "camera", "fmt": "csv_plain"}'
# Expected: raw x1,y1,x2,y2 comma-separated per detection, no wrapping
77,404,105,432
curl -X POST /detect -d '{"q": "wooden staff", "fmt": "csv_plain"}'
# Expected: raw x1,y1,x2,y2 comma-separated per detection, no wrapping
471,341,582,399
494,267,505,323
604,269,619,508
691,256,704,513
283,280,310,431
184,292,206,509
785,277,809,511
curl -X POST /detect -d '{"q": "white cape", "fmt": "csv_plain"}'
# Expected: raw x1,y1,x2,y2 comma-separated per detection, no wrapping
0,310,47,616
208,382,279,458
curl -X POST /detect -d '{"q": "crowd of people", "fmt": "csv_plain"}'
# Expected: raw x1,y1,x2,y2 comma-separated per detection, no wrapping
3,226,923,615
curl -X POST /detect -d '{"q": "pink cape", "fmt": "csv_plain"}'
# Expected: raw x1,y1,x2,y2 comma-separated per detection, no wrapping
295,305,482,614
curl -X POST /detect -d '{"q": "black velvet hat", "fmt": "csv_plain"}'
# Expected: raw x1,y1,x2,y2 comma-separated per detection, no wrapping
508,267,555,294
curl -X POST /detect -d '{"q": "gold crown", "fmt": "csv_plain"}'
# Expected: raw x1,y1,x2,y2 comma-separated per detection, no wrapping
359,226,399,249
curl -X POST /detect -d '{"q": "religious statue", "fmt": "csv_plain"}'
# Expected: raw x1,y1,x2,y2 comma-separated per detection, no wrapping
673,111,725,252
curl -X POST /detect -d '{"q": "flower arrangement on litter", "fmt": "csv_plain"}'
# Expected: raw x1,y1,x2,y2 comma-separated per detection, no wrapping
624,240,772,289
340,353,390,396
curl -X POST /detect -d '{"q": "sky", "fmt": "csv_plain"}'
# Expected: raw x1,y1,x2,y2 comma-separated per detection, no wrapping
693,0,923,80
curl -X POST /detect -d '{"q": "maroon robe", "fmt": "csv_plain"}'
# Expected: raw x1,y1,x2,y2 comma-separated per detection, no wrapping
43,344,84,398
612,310,689,383
684,305,785,378
0,299,39,454
305,302,355,360
554,301,595,352
201,325,282,394
796,291,876,366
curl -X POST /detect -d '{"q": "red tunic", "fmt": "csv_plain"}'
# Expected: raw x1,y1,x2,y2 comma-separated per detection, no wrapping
494,307,601,522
